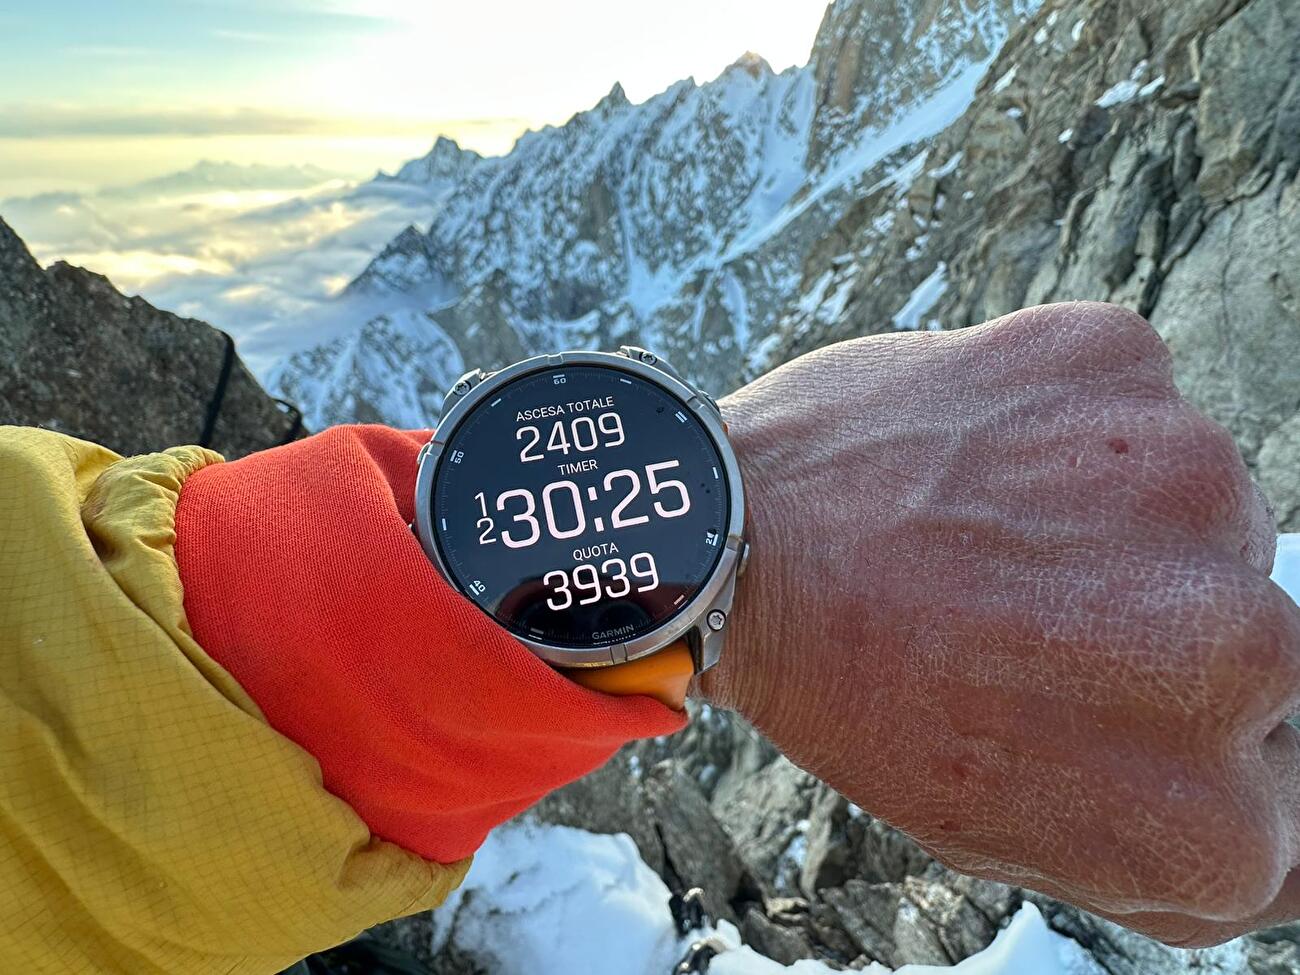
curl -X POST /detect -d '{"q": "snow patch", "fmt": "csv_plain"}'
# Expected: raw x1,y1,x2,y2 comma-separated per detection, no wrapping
1138,75,1166,98
1274,534,1300,604
1096,61,1154,108
893,263,948,330
928,152,964,179
440,822,1133,974
706,903,1103,975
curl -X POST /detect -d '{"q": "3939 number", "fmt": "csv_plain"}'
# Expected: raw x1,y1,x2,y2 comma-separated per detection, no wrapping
542,553,660,610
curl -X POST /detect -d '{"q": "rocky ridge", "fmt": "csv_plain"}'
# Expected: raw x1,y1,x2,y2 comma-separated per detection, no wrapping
0,216,301,458
770,0,1300,530
270,0,1040,429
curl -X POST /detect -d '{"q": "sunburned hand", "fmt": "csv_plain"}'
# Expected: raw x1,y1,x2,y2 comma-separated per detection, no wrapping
704,301,1300,947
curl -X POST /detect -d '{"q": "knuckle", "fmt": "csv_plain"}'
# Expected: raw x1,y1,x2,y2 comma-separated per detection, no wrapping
971,302,1177,394
1153,918,1231,949
1069,301,1170,363
1169,414,1245,486
1171,570,1300,723
1129,409,1251,530
1180,411,1244,474
1048,301,1176,387
1152,793,1285,919
1209,572,1300,685
1127,565,1300,726
1119,908,1223,949
1070,300,1157,341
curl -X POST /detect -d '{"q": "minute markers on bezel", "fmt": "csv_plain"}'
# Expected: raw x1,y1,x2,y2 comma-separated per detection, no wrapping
431,363,729,650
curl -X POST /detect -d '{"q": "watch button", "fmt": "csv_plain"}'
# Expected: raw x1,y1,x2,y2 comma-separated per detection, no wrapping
738,540,752,578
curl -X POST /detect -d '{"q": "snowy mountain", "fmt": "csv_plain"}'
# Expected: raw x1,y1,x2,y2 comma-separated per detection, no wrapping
270,0,1042,429
374,135,483,187
766,0,1300,531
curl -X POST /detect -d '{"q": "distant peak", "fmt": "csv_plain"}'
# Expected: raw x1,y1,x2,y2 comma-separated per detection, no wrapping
430,134,466,155
426,135,482,164
725,51,773,79
597,82,630,111
382,134,483,184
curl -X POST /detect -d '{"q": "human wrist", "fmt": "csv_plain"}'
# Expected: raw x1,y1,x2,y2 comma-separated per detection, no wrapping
693,338,926,790
696,378,838,725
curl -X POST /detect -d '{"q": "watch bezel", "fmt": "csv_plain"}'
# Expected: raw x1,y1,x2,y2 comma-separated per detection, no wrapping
413,351,746,670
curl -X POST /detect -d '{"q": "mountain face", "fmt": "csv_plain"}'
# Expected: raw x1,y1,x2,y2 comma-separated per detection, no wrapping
272,0,1041,430
0,217,300,458
805,0,1040,174
272,0,1297,533
376,135,483,187
771,0,1300,531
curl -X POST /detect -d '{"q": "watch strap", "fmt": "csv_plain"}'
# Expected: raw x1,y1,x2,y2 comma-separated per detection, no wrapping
564,640,694,710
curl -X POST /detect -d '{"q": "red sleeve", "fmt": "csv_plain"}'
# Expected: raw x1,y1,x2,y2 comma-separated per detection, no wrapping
174,425,685,863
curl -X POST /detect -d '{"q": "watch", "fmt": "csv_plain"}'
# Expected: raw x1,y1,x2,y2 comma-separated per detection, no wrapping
413,347,748,710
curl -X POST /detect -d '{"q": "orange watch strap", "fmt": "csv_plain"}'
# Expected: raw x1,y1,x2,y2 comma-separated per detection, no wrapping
564,640,694,710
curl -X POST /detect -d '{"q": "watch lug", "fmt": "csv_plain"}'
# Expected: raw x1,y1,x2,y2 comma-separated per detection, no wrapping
619,346,722,416
693,556,740,674
619,345,686,385
440,367,486,420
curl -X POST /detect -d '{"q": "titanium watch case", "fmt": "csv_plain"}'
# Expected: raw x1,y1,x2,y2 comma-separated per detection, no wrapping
413,346,746,675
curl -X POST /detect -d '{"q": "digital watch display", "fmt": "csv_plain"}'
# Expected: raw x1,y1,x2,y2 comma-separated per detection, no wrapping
414,349,746,678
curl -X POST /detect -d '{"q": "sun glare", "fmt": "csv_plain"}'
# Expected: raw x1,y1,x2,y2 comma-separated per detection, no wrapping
0,1,828,195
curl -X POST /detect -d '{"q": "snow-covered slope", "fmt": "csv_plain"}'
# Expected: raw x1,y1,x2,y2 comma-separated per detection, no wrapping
270,0,1043,430
373,135,482,187
806,0,1041,176
437,821,1111,975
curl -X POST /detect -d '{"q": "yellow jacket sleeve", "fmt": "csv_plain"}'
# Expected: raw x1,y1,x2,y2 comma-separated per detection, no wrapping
0,427,468,975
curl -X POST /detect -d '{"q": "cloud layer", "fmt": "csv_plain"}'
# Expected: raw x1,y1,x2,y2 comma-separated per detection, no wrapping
1,159,447,377
0,104,526,138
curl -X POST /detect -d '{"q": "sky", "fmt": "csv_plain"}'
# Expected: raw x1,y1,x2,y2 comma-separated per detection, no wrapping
0,0,830,195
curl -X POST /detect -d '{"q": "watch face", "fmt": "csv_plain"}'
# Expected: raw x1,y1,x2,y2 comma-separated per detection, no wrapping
430,362,731,650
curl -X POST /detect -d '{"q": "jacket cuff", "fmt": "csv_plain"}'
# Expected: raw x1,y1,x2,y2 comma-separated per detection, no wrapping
174,425,685,863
